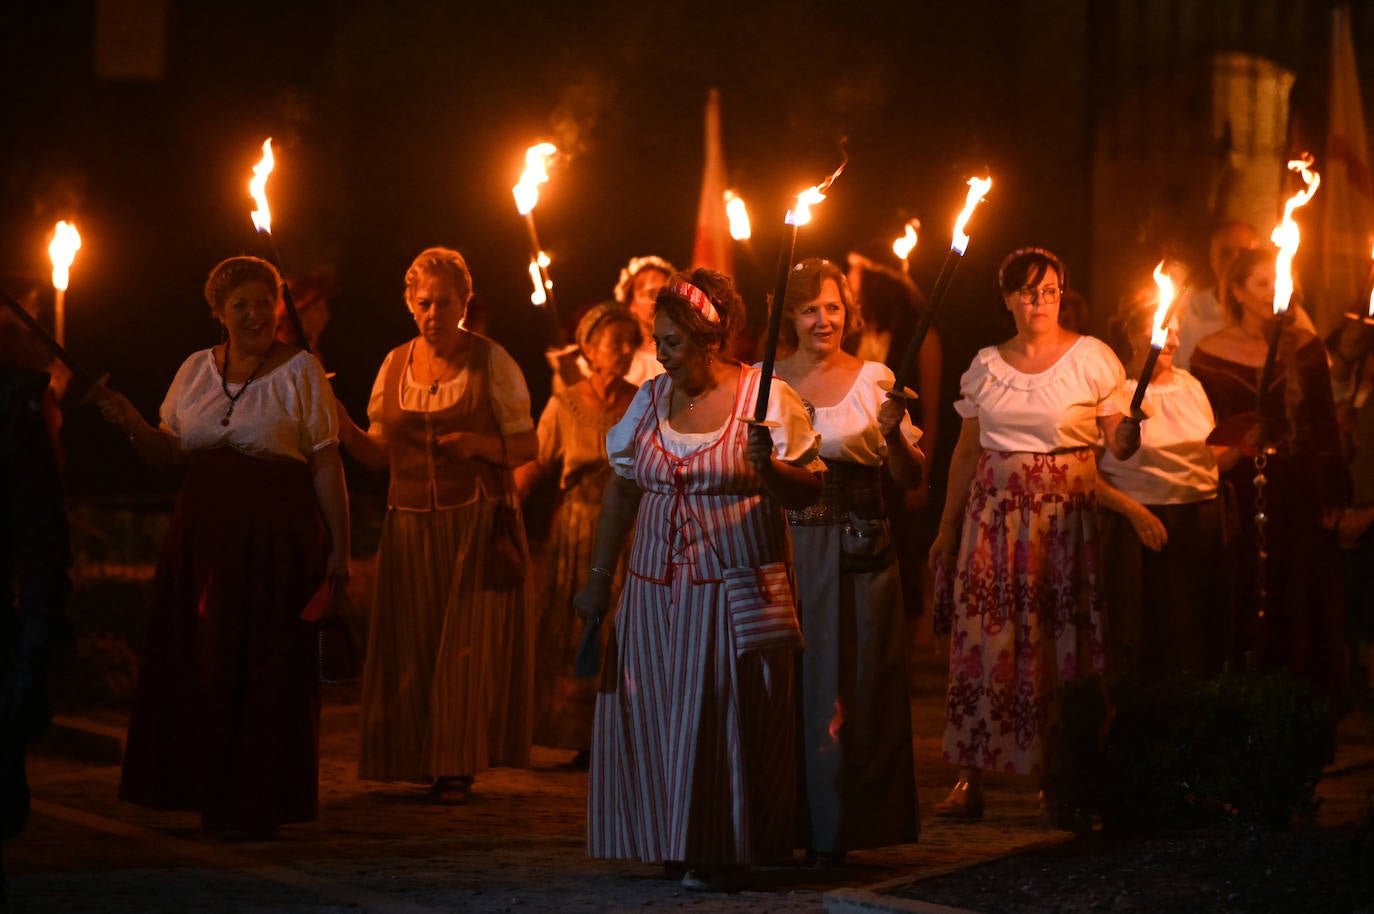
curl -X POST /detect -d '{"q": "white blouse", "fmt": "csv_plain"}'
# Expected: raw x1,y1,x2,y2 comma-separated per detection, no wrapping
608,368,820,476
1098,369,1219,505
365,339,535,440
757,360,923,466
955,335,1126,452
159,348,338,463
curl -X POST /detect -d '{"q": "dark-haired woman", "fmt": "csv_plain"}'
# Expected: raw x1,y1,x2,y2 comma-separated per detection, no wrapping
1190,249,1347,702
574,270,822,891
770,259,924,863
928,248,1139,819
1096,293,1230,681
98,256,349,835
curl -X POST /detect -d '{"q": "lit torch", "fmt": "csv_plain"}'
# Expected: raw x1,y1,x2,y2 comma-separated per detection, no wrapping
1353,243,1374,324
1128,261,1177,416
1257,155,1320,429
513,142,561,330
749,152,848,424
246,138,310,352
892,219,919,277
48,221,81,347
724,189,751,241
885,175,993,399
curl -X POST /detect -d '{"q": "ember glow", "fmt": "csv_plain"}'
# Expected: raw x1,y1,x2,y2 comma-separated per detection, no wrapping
249,138,275,234
951,176,993,254
1368,245,1373,318
724,190,751,240
892,219,919,261
49,221,81,291
1269,154,1320,316
513,142,557,216
527,261,547,306
1150,261,1174,350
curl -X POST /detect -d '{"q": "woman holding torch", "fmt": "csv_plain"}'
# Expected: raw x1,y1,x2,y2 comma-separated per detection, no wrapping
768,258,924,864
97,255,349,836
573,269,821,892
1190,249,1346,701
928,248,1140,820
335,247,537,801
1096,291,1231,681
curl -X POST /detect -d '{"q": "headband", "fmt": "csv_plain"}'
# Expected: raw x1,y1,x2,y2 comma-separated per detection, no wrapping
575,303,634,350
997,246,1062,288
670,281,720,324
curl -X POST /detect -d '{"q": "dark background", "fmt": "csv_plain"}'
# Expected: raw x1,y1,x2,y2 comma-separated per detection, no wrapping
2,0,1371,497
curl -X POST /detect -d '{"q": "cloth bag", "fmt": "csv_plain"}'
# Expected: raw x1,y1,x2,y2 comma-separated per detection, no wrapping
721,562,804,656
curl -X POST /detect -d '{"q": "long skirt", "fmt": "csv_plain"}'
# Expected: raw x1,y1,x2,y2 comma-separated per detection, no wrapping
936,449,1105,776
792,521,919,854
1098,498,1227,682
588,572,797,866
358,498,534,781
533,497,615,751
120,449,325,832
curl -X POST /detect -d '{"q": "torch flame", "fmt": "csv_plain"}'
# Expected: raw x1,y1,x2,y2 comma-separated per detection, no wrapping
724,190,752,240
49,221,82,291
892,219,920,260
785,151,848,227
1150,260,1175,350
528,260,547,306
1270,154,1320,316
1368,245,1373,319
249,138,275,234
513,142,557,216
951,176,993,255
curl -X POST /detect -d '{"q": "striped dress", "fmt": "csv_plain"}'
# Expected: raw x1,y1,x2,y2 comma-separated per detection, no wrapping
589,365,819,866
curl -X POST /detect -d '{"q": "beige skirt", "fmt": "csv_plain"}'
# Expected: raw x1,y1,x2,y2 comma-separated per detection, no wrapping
358,498,534,781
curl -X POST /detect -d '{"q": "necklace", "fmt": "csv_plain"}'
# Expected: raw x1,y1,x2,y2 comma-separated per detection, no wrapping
220,341,272,426
419,342,460,394
678,382,714,411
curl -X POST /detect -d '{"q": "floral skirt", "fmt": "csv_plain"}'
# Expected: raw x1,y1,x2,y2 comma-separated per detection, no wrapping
935,449,1105,776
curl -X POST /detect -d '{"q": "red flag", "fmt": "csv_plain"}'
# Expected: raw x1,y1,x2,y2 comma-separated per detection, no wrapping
691,89,734,276
1317,5,1374,331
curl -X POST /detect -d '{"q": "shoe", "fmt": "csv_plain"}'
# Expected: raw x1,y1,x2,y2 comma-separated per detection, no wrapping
933,778,984,819
681,868,743,893
806,850,846,869
427,775,474,803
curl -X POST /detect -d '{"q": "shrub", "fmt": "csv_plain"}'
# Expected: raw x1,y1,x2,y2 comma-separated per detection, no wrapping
1046,669,1335,834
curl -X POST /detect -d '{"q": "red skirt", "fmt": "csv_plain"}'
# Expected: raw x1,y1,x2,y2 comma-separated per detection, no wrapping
119,448,326,832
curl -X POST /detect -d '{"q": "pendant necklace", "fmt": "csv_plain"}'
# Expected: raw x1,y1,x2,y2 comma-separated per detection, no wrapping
220,341,272,426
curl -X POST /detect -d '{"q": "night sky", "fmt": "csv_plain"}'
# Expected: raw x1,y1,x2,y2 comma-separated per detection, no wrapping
2,0,1367,496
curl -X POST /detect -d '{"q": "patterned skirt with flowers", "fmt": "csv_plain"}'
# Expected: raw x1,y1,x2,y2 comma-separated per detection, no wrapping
934,449,1105,776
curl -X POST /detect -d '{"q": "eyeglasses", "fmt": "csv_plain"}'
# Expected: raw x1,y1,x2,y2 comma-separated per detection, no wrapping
1016,285,1063,304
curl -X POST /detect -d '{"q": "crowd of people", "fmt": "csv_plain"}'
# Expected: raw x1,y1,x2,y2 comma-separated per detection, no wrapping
2,217,1371,894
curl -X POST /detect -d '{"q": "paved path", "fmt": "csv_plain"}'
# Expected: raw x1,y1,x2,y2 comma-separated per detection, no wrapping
10,651,1371,913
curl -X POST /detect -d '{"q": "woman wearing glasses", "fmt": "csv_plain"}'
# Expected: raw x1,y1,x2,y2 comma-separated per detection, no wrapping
928,248,1140,821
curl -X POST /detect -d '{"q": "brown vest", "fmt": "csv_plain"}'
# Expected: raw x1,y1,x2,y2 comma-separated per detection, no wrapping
381,337,510,511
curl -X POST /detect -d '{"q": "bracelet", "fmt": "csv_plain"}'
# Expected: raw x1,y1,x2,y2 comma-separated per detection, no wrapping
589,566,613,579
